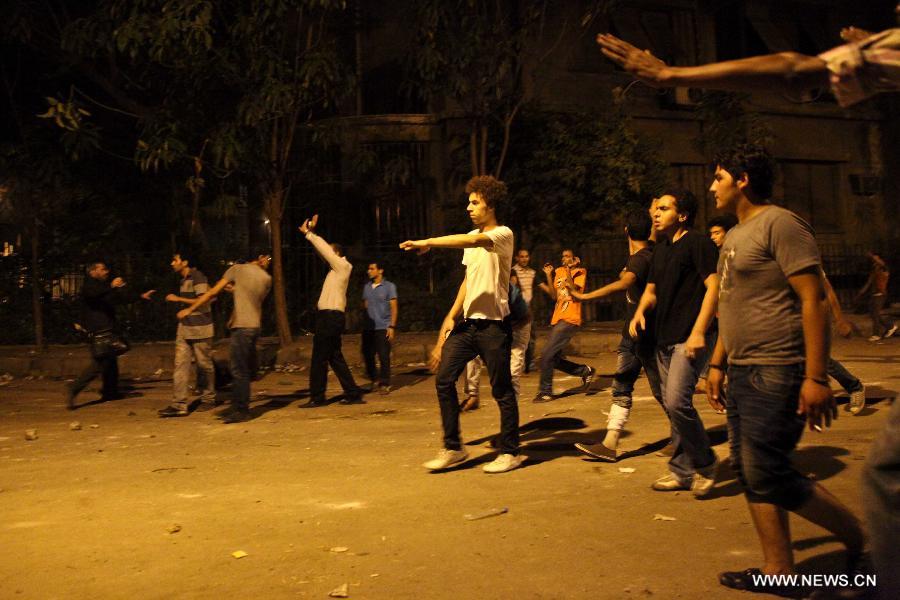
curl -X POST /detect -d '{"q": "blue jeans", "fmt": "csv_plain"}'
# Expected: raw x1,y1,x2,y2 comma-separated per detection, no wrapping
435,319,519,454
827,358,862,394
229,328,259,411
656,335,716,485
539,321,588,395
725,363,813,510
611,336,663,410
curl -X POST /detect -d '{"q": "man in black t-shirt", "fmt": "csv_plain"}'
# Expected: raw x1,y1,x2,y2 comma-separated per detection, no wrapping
630,191,721,497
573,209,664,461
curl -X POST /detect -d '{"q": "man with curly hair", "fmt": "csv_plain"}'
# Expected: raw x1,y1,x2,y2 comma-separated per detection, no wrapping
400,175,522,474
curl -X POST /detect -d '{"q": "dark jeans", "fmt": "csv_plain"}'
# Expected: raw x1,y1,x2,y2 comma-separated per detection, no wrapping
870,294,895,337
657,335,716,484
362,329,391,385
725,363,813,510
310,310,360,401
435,319,519,454
71,354,119,399
539,321,588,395
827,358,862,394
229,327,259,411
525,320,537,368
862,391,900,599
611,336,663,410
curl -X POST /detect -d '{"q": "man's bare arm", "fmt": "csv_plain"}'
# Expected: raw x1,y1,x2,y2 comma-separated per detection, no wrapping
684,274,720,358
400,233,493,253
177,277,231,319
574,271,635,301
596,33,828,95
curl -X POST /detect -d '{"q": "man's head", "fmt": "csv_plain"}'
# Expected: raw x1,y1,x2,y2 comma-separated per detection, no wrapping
330,243,345,258
87,261,109,280
516,249,531,268
653,190,698,235
249,248,272,270
712,144,775,209
465,175,507,228
367,262,384,282
171,253,191,274
707,214,739,248
561,248,581,267
625,209,653,242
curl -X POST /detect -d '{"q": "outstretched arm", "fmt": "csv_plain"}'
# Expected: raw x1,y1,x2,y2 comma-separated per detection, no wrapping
400,233,494,254
596,33,829,95
177,277,231,320
573,271,635,301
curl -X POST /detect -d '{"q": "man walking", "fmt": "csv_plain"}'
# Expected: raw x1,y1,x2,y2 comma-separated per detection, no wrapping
362,261,398,394
400,175,521,474
707,144,868,596
301,215,363,406
574,209,663,461
630,190,720,497
158,252,219,417
534,249,595,403
177,251,271,423
512,248,538,372
66,261,154,409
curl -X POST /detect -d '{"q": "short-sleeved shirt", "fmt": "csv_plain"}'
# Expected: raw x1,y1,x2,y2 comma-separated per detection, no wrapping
222,263,272,329
177,268,214,340
718,206,821,365
818,28,900,107
622,245,655,343
511,264,536,304
648,230,718,347
362,280,397,330
550,265,587,326
462,226,514,320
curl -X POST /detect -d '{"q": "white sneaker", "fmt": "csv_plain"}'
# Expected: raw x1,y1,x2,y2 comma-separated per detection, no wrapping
691,454,720,498
422,449,469,471
868,335,882,342
482,453,525,474
885,324,898,339
849,385,866,415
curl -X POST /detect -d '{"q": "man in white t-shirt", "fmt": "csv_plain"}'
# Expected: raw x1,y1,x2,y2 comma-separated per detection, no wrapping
400,175,522,474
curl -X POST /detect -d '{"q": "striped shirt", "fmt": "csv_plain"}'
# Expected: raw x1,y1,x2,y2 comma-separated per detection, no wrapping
512,264,536,304
177,268,214,340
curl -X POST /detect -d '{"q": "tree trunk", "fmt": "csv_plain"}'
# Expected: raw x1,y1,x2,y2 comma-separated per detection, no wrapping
265,186,293,346
30,217,44,348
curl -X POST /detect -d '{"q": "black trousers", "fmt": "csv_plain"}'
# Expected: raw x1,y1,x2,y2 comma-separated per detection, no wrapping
310,310,360,400
362,329,391,385
435,319,519,454
71,354,119,399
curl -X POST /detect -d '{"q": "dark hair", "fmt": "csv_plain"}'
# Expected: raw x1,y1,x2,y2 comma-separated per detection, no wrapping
173,251,192,265
670,189,699,228
465,175,508,209
714,143,775,201
368,261,383,271
248,246,271,261
625,209,652,241
331,243,344,258
707,213,739,232
86,261,106,274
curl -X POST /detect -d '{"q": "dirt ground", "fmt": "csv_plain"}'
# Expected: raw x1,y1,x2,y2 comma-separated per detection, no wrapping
0,335,896,599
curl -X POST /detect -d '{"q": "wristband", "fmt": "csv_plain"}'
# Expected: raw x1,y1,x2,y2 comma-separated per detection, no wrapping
707,364,724,371
805,376,829,386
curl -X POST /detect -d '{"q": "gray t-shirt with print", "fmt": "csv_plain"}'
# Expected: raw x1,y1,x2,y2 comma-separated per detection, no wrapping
223,263,272,329
717,205,821,365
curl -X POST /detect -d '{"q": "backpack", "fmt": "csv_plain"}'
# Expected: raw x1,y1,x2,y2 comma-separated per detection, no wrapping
509,282,529,323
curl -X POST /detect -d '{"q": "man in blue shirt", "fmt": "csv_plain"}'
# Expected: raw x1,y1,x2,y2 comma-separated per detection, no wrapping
362,262,398,394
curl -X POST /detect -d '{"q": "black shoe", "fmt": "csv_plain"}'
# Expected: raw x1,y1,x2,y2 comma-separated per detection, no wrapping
158,405,189,418
532,393,554,403
300,397,327,408
719,568,805,598
575,441,617,462
221,409,251,423
581,366,596,388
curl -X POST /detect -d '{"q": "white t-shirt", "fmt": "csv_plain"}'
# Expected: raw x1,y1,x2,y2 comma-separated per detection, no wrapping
462,226,514,320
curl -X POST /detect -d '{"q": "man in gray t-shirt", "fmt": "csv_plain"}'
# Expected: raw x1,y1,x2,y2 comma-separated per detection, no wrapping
178,252,272,423
706,145,866,596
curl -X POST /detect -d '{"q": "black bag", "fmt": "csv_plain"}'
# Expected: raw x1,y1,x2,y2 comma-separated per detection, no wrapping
90,329,131,359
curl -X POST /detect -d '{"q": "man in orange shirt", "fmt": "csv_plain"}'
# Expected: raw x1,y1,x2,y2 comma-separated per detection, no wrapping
534,249,595,402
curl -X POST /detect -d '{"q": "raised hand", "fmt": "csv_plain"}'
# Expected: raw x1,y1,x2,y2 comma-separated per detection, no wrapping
596,33,669,86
